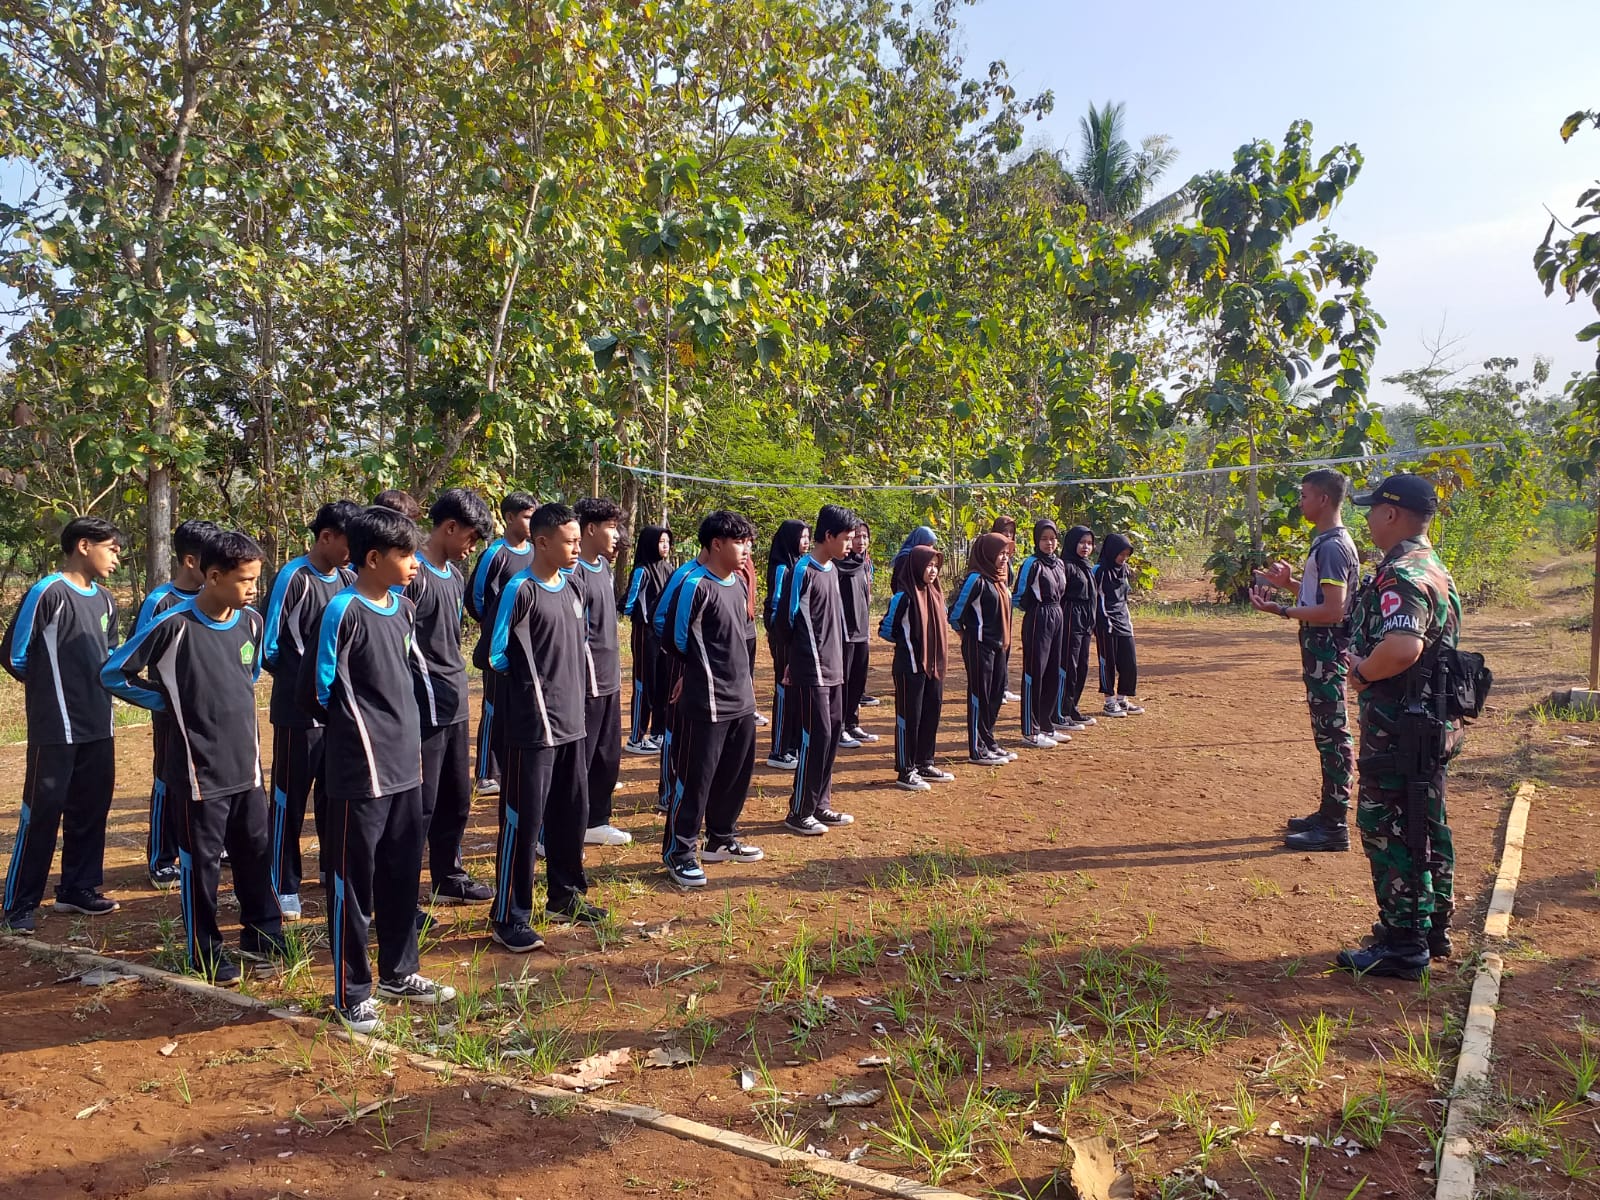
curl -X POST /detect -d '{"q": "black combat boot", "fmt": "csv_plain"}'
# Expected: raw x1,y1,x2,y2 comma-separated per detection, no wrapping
1284,814,1350,852
1370,920,1451,959
1336,926,1430,980
1286,810,1323,832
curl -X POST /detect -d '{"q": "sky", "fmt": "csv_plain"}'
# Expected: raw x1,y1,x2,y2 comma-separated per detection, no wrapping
954,0,1598,406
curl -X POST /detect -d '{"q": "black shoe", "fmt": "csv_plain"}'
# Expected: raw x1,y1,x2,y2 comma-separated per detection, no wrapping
54,889,119,916
546,898,608,926
1335,929,1430,980
197,956,242,986
1284,818,1349,852
1372,920,1452,959
432,877,494,904
148,864,181,891
2,909,37,935
1286,810,1323,833
491,921,544,953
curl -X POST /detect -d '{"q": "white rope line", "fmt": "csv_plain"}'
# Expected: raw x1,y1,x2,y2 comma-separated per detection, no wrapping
606,441,1507,493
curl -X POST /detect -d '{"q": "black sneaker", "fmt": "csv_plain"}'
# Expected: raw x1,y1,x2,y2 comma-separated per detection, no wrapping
814,808,855,827
918,765,955,783
665,857,707,889
701,839,764,864
546,898,608,926
783,815,827,837
859,694,882,707
54,890,119,916
197,956,242,986
432,877,494,904
377,973,458,1004
491,921,544,953
148,864,181,891
845,726,879,743
2,909,37,935
1284,818,1350,853
1335,929,1430,980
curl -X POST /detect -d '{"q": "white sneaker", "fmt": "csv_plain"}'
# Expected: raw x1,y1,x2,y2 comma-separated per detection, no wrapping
701,839,764,863
1047,730,1072,743
1003,690,1021,703
846,726,879,743
623,739,656,756
895,772,933,792
765,753,799,771
1022,733,1058,749
584,824,633,847
1121,699,1145,715
753,711,770,727
475,778,501,797
838,732,862,748
1103,699,1127,718
377,973,457,1005
338,998,382,1034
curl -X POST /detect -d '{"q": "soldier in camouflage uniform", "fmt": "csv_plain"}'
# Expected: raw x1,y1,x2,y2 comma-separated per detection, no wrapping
1335,474,1463,980
1251,469,1361,851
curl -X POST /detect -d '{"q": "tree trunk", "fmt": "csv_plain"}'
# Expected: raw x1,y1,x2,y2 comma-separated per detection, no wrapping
1245,415,1262,554
660,272,672,527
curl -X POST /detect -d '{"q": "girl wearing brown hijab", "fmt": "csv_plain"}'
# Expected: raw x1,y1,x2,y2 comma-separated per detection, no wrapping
948,532,1014,764
879,545,951,790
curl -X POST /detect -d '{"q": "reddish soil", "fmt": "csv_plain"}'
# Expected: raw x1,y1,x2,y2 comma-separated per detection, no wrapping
0,553,1592,1199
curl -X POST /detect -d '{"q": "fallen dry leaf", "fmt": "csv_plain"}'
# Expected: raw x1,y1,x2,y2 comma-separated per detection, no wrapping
644,1046,694,1069
546,1046,632,1090
1069,1135,1135,1200
158,1041,178,1057
824,1087,883,1108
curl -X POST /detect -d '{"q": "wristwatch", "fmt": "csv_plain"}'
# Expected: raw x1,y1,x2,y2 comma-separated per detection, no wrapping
1352,665,1372,687
1276,603,1291,619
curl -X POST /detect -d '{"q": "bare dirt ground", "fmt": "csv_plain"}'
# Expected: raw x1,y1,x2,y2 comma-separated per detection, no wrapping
0,552,1593,1199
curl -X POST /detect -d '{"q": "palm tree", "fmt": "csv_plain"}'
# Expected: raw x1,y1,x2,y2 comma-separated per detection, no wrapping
1074,101,1191,235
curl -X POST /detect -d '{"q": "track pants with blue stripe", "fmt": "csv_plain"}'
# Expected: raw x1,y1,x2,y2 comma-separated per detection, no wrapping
961,638,1006,758
1020,604,1063,737
493,742,588,929
892,671,942,777
788,683,843,822
3,738,114,917
175,784,281,973
269,724,326,898
147,713,180,874
323,786,424,1008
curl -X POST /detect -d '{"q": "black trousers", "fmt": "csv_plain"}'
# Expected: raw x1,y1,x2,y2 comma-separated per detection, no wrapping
3,738,115,915
420,722,473,889
1020,605,1064,736
493,741,588,926
269,724,326,897
788,683,843,821
893,672,942,776
584,692,622,829
657,656,685,803
768,637,799,758
324,786,425,1008
842,640,870,728
147,714,179,873
1055,605,1093,723
475,668,505,784
1096,630,1138,696
663,713,755,862
630,624,665,742
961,639,1006,757
176,784,282,972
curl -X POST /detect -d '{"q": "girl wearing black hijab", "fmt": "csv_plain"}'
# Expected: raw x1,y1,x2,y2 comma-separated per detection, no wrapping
1094,532,1144,717
880,545,950,789
763,519,810,768
624,525,674,752
1054,525,1099,729
1013,519,1069,747
948,532,1014,764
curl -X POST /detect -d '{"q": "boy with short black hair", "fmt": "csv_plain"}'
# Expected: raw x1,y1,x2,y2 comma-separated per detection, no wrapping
102,531,284,983
299,506,453,1032
407,488,496,903
658,510,766,889
373,489,423,522
262,499,360,920
570,497,632,848
780,503,858,835
488,503,602,953
466,491,538,796
1,517,124,933
136,517,221,890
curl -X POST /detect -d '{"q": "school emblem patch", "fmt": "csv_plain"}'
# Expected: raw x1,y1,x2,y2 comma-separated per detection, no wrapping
1380,590,1402,619
571,597,583,620
240,642,255,666
100,612,109,632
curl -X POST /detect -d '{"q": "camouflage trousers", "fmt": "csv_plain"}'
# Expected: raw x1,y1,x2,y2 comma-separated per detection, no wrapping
1299,624,1354,817
1355,718,1456,931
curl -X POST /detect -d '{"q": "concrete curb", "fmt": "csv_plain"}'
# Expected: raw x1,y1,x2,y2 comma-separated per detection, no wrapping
6,935,974,1200
1435,780,1535,1200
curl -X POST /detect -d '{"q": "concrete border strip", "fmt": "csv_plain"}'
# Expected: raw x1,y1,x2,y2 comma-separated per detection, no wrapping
7,936,974,1200
1436,780,1535,1200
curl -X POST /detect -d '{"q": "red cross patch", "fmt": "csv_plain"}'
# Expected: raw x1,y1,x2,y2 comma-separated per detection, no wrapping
1380,590,1402,618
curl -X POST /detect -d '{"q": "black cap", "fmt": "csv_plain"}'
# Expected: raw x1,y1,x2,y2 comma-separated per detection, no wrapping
1351,473,1437,516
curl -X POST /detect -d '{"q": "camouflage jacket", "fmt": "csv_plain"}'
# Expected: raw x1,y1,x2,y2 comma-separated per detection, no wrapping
1352,535,1462,725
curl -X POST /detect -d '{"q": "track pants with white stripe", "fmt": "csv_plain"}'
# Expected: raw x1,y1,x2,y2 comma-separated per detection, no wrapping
583,692,622,830
493,742,589,927
893,672,942,776
176,783,282,973
3,738,114,917
788,683,844,822
1020,604,1064,737
663,713,755,863
324,786,424,1009
269,724,326,898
